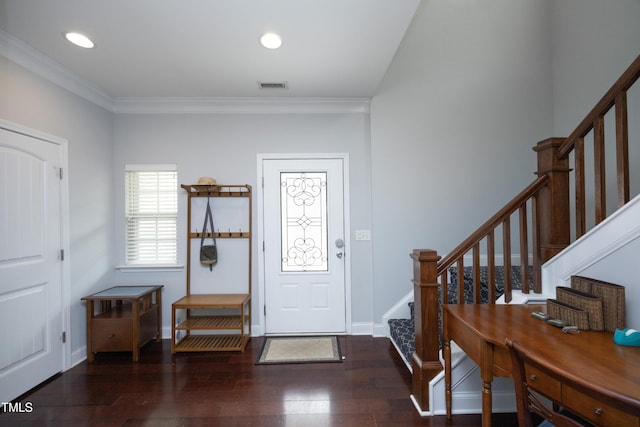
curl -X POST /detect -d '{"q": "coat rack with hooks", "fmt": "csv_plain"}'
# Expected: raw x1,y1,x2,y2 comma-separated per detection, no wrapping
171,183,252,353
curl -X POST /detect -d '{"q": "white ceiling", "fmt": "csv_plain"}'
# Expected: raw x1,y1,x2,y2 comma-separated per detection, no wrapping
0,0,420,101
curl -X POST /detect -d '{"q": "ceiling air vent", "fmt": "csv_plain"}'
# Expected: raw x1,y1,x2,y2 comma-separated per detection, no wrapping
258,81,288,90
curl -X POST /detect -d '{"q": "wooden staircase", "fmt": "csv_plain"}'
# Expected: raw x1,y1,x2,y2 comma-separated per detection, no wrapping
389,265,531,370
403,54,640,414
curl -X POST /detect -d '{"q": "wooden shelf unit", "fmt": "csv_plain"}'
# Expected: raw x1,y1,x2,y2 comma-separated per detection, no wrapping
172,184,252,353
172,294,250,352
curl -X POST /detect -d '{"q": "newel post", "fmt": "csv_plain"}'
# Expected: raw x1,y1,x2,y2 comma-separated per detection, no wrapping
411,249,442,412
534,138,571,263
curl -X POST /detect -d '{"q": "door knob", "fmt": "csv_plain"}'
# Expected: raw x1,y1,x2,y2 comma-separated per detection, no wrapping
336,252,343,259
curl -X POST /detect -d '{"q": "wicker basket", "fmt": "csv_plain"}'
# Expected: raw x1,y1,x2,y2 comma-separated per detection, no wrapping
546,299,590,330
571,276,626,332
556,286,604,331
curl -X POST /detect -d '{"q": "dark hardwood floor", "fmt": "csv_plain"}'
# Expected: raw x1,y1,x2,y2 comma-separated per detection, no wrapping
1,336,517,426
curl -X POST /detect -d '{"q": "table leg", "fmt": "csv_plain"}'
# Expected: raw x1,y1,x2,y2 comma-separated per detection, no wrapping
444,338,452,419
132,298,140,362
86,300,94,363
155,289,162,342
481,377,492,427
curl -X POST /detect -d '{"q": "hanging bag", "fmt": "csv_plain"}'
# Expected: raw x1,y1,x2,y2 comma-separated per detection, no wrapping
200,197,217,270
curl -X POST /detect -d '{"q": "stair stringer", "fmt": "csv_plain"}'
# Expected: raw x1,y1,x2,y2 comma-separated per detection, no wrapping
389,330,413,372
540,192,640,329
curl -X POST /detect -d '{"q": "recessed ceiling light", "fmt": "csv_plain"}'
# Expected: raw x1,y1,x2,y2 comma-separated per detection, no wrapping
64,32,94,48
260,32,282,50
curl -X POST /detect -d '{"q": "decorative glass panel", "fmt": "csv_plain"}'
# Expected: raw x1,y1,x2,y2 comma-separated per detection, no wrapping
280,172,328,272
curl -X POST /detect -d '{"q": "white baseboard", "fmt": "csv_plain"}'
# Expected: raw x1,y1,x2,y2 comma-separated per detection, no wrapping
372,322,391,337
350,322,374,335
70,346,87,369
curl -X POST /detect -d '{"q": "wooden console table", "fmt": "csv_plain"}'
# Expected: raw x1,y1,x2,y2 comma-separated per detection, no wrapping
82,285,163,362
443,304,640,427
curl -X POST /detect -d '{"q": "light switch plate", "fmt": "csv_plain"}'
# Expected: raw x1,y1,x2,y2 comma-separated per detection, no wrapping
355,229,371,241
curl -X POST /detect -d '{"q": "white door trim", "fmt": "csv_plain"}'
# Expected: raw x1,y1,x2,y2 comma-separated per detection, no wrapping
256,153,352,336
0,118,71,371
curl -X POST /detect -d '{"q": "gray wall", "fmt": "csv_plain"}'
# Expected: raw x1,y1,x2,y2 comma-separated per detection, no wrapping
368,0,640,325
369,0,554,323
551,0,640,137
112,112,374,333
551,0,640,221
0,56,114,358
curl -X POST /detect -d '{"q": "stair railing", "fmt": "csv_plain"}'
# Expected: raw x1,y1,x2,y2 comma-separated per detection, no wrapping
437,174,548,304
556,54,640,237
410,54,640,413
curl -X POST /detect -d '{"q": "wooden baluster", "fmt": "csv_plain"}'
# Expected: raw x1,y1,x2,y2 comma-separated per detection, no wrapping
487,230,496,304
440,271,449,304
594,115,606,224
531,195,541,293
575,136,586,238
519,204,529,294
615,91,630,207
456,258,464,304
503,216,512,303
473,243,481,304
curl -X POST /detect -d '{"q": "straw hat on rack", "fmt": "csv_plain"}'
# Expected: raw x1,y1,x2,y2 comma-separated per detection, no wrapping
193,176,218,190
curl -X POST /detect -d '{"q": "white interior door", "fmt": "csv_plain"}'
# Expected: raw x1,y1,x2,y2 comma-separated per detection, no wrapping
262,157,346,334
0,125,64,402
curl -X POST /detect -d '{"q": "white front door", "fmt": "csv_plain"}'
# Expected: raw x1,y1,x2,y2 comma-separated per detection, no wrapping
262,157,347,334
0,125,64,402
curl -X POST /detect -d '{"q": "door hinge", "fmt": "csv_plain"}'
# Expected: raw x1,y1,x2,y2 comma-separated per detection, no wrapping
60,249,65,261
262,241,265,252
264,305,266,316
61,331,66,343
58,167,63,180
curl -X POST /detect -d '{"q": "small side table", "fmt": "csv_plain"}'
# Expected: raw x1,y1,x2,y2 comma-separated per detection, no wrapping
82,285,163,362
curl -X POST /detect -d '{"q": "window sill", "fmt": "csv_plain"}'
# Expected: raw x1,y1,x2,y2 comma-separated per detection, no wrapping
115,264,184,273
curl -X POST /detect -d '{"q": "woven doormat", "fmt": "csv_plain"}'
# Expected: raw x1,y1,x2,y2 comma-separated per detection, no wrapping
256,336,343,365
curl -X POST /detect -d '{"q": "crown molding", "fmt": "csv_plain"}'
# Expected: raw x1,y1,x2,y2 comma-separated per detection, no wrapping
0,29,114,111
1,29,370,115
112,97,371,114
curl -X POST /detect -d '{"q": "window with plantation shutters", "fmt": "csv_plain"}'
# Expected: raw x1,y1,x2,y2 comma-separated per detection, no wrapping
125,165,178,265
